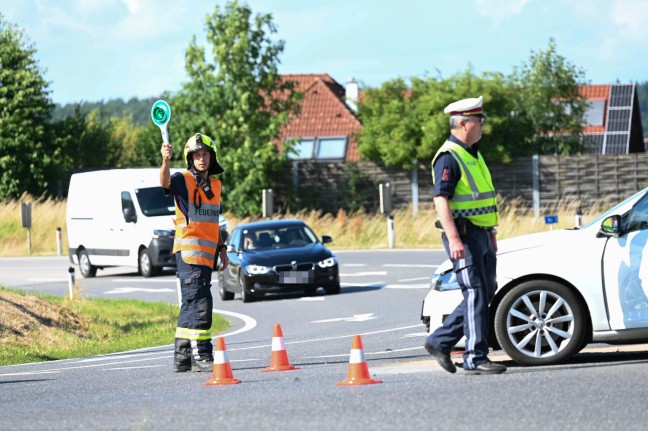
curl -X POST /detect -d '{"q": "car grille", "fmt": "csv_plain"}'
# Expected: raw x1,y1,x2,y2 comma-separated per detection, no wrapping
274,262,314,272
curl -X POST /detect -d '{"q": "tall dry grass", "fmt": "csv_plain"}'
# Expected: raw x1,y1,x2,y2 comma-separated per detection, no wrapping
0,194,68,257
0,194,612,257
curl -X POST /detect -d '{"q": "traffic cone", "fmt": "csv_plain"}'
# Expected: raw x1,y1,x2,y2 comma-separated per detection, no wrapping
204,337,241,386
261,323,300,372
336,335,382,386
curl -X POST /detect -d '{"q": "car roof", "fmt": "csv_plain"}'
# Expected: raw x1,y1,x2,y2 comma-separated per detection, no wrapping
235,219,307,230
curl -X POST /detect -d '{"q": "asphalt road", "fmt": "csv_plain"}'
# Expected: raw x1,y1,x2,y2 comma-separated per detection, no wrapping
2,251,648,431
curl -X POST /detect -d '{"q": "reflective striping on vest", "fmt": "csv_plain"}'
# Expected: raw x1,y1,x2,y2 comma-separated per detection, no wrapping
349,348,365,364
181,249,216,261
271,336,286,351
175,327,212,340
214,349,229,364
182,237,219,249
432,141,499,227
451,205,498,217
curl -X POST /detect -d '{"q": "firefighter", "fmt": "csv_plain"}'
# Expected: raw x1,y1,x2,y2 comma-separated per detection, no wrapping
424,96,506,375
160,133,229,373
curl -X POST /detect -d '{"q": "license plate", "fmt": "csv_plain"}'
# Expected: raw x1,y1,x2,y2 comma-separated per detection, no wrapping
279,270,313,284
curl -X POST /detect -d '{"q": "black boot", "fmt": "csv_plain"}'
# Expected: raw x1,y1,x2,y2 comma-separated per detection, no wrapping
174,338,191,373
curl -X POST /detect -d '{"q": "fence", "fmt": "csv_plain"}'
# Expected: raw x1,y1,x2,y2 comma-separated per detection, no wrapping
278,154,648,214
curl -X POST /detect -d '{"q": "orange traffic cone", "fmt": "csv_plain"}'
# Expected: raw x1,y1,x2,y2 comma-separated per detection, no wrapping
204,337,241,386
336,335,382,386
261,323,300,372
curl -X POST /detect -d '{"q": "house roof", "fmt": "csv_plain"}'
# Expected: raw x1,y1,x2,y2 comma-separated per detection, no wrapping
580,84,610,134
279,74,362,161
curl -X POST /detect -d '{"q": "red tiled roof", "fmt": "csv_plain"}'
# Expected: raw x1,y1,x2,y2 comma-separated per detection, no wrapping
580,84,610,134
279,74,362,161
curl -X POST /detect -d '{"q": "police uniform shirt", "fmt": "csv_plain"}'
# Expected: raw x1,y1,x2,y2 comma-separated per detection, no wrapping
433,134,482,199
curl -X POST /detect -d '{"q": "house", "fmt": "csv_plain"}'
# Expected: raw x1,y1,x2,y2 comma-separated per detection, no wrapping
580,83,645,154
278,74,362,162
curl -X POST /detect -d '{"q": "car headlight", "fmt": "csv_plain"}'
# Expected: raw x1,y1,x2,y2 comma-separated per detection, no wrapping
153,229,174,238
431,269,460,292
245,264,271,275
317,257,336,268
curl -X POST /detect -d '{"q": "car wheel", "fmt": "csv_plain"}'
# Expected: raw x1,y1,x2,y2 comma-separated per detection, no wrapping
239,272,255,303
78,249,97,278
325,283,341,295
494,280,586,366
219,277,234,301
138,248,159,277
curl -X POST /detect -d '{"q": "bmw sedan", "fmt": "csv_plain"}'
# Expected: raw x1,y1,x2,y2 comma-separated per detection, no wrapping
421,186,648,366
217,219,340,302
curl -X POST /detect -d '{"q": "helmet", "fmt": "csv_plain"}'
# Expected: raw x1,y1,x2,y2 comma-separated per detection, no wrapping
183,133,224,175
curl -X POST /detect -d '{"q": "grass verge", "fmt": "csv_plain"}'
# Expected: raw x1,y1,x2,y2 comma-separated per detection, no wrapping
0,287,229,366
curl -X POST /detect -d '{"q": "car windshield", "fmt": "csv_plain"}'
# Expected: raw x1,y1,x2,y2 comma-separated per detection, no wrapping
581,188,648,229
135,187,175,217
242,225,318,250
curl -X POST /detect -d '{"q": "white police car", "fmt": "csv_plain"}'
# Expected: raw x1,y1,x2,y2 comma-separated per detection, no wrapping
421,187,648,366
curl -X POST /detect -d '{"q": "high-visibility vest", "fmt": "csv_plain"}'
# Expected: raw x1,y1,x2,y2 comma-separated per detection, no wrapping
172,203,186,254
175,171,222,267
432,140,498,227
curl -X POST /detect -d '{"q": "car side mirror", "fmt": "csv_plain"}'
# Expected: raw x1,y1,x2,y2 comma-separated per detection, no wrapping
598,215,621,238
321,235,333,244
226,244,236,253
123,206,137,223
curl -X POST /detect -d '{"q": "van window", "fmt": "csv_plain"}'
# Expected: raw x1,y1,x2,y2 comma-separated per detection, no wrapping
135,187,175,217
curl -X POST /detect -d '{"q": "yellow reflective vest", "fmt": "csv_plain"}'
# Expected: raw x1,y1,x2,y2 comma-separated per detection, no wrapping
174,171,222,267
432,140,498,227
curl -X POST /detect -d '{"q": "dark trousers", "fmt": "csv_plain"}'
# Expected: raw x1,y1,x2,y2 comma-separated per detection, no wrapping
174,252,213,363
426,228,497,369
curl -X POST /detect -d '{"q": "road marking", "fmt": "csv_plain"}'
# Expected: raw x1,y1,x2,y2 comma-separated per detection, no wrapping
382,264,437,268
112,279,176,283
104,287,175,294
399,277,429,282
311,313,376,323
403,332,428,338
384,284,429,289
342,264,367,267
299,297,325,301
27,278,68,282
339,271,387,277
216,308,258,338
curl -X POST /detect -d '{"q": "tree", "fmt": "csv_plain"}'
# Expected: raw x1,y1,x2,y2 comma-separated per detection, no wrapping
509,38,589,155
169,1,301,216
0,14,54,199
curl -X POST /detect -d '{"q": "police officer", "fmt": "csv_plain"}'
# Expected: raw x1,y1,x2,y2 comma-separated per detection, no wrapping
160,133,229,373
424,96,506,375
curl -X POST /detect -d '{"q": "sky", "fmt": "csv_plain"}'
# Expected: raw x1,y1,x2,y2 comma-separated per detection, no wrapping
2,0,648,105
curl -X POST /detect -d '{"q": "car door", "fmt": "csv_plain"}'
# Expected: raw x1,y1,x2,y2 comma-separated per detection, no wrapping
603,191,648,329
223,227,242,290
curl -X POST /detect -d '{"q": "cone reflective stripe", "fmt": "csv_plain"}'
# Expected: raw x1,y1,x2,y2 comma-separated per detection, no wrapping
204,337,240,386
261,323,300,372
336,335,382,386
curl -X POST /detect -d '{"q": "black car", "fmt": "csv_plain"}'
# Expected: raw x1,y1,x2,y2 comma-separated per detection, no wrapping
217,219,340,302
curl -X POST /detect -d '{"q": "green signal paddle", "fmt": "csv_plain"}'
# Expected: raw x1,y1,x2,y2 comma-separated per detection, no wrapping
151,100,172,160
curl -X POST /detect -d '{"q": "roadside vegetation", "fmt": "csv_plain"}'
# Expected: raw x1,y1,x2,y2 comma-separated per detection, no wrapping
1,194,609,257
0,287,228,366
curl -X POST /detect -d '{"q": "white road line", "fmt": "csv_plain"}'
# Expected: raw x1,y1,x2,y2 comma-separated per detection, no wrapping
382,264,437,268
341,264,367,267
104,287,175,294
339,271,387,277
398,277,429,282
112,279,176,283
215,308,257,338
384,284,429,289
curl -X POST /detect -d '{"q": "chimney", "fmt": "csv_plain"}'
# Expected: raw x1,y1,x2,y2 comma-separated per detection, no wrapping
345,77,359,112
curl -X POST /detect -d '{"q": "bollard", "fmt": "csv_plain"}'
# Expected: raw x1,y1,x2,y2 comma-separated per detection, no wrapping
56,227,63,256
387,214,395,249
575,208,583,228
67,266,75,300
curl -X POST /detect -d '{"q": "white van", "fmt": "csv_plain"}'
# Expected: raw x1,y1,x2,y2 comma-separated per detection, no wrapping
67,168,228,278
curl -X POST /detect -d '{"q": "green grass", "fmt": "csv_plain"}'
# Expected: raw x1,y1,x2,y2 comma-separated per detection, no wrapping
0,288,229,366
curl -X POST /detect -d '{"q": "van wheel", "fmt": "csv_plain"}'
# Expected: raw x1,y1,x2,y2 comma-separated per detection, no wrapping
78,249,97,278
139,248,159,278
